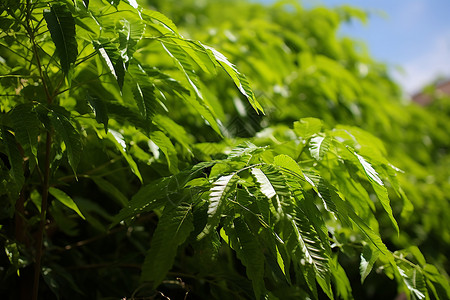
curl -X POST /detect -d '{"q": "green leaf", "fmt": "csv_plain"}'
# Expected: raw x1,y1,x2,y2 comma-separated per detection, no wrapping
331,256,353,300
348,148,399,234
86,94,108,133
126,63,161,124
112,164,213,226
1,128,24,191
251,167,277,199
423,264,450,300
360,243,380,283
111,177,169,226
49,187,85,220
94,40,126,89
50,110,82,175
150,131,178,174
309,135,331,161
273,154,305,180
44,4,78,73
302,171,343,222
233,217,266,299
289,206,333,299
142,9,179,34
397,262,428,300
153,114,192,154
106,130,142,182
141,201,194,286
9,104,40,166
117,18,145,64
4,241,23,276
161,42,222,134
199,173,238,238
202,43,264,114
294,118,323,140
91,177,128,207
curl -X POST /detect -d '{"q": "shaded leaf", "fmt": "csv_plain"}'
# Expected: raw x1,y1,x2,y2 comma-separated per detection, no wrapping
150,130,179,174
233,217,266,299
141,201,194,286
50,110,82,175
86,94,108,133
1,128,24,191
106,130,142,182
44,4,78,73
91,177,128,207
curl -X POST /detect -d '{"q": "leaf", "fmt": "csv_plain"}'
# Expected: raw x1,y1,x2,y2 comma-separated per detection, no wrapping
91,177,128,207
251,168,276,199
106,130,142,182
202,43,264,114
233,217,266,299
94,40,126,89
1,128,24,191
348,148,399,234
153,114,192,154
41,263,84,299
112,164,213,226
294,118,323,140
111,177,170,226
360,243,380,283
86,94,108,133
208,173,237,216
142,9,179,34
150,131,179,174
423,264,450,300
397,262,428,300
302,171,343,222
161,42,221,134
9,104,40,166
331,256,353,300
50,110,82,175
117,18,145,64
289,206,333,299
140,201,194,286
49,187,85,220
44,4,78,73
273,154,305,179
199,173,238,239
309,135,331,161
126,63,163,125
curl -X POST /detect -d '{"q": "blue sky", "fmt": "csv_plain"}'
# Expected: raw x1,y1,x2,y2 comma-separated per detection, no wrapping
259,0,450,95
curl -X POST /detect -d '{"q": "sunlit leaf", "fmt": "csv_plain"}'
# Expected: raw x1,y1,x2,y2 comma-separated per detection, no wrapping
49,187,85,220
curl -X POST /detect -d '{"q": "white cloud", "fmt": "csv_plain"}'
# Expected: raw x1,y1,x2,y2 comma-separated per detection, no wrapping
392,31,450,95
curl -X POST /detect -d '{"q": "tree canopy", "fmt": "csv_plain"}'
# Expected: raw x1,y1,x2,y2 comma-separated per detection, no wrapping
0,0,449,299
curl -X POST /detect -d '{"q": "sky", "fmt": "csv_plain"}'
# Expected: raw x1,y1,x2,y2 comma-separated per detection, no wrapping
259,0,450,95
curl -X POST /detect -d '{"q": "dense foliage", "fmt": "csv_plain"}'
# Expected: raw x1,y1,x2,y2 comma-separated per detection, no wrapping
0,0,449,299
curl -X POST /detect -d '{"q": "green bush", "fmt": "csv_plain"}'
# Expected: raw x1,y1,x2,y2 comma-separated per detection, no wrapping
0,0,448,299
